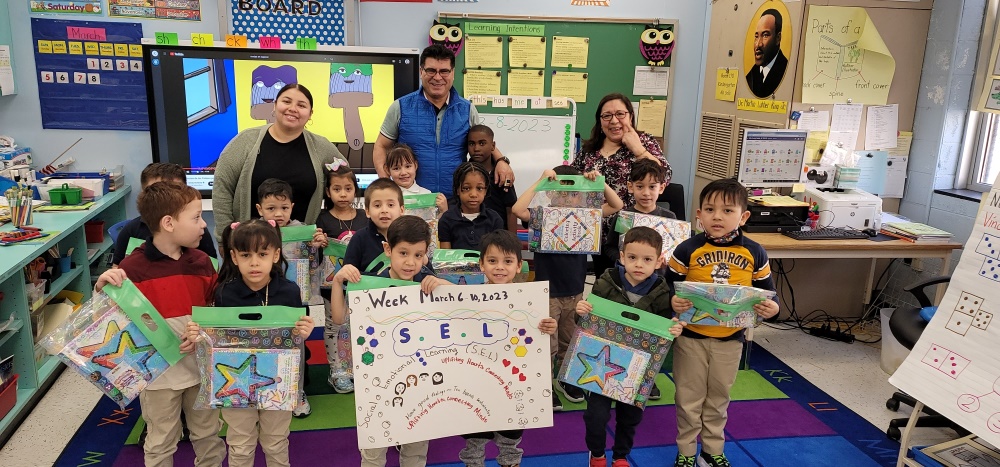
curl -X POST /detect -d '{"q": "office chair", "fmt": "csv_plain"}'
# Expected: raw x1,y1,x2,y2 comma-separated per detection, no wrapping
657,183,685,221
107,218,129,243
885,275,969,440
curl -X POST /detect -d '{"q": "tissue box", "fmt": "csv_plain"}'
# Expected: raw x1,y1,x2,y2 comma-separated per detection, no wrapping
193,306,303,410
615,212,691,261
557,295,675,408
432,249,485,285
674,282,776,328
834,165,860,189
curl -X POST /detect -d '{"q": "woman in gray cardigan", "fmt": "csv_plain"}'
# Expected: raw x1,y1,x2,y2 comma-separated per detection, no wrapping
213,83,346,241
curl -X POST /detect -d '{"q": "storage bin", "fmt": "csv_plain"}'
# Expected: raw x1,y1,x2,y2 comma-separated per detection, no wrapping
84,220,105,243
49,183,83,205
880,308,909,374
0,374,19,420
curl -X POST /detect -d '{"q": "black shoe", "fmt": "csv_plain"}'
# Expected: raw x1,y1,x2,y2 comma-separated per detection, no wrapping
552,391,563,412
558,382,585,403
649,383,661,400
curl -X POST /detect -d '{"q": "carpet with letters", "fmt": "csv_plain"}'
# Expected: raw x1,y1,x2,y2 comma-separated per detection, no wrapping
54,342,901,466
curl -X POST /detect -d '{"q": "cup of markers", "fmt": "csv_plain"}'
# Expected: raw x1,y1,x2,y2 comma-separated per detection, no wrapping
6,186,34,228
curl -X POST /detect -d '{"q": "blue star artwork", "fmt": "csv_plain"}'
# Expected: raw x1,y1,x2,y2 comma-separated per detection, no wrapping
210,349,299,409
564,334,650,404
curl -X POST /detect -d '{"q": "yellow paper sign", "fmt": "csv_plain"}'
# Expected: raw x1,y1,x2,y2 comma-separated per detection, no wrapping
551,71,588,103
465,36,502,69
637,99,667,137
736,98,788,114
805,130,829,163
509,36,545,68
68,42,83,55
129,44,143,57
84,42,100,55
551,36,589,68
716,68,738,102
802,6,895,105
99,43,115,56
463,69,501,99
114,44,129,56
192,33,214,47
38,40,52,53
507,69,544,97
51,41,68,54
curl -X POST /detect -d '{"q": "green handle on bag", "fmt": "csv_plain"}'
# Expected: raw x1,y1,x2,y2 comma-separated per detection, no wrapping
324,241,348,258
103,279,184,365
347,275,416,291
403,193,439,209
192,306,302,327
674,292,766,319
366,253,391,275
432,249,480,262
587,294,677,340
280,224,318,243
536,175,605,192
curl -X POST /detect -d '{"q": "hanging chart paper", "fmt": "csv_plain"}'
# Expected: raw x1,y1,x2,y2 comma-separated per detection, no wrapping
802,6,894,105
347,279,553,448
465,36,502,69
507,69,544,97
508,36,545,69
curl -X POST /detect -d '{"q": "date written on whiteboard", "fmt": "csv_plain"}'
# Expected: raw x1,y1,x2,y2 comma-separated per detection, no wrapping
478,116,552,133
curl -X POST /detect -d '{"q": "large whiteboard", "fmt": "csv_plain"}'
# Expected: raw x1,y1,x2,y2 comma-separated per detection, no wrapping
476,105,577,197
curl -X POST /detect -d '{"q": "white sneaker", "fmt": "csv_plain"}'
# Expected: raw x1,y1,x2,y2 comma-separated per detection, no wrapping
292,391,311,418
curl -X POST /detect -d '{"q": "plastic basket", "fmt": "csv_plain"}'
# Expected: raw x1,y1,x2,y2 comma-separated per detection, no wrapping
84,220,105,243
0,374,19,419
49,183,83,205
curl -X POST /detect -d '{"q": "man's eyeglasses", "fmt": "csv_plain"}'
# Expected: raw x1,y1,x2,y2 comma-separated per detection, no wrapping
422,68,453,77
600,111,630,122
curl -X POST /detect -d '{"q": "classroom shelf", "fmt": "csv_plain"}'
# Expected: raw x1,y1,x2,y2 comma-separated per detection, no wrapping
0,186,130,446
87,238,113,264
0,320,22,348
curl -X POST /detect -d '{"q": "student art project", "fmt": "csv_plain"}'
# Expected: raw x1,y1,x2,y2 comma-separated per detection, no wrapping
615,212,690,262
346,277,553,448
529,175,605,254
192,306,304,410
320,239,350,288
558,295,676,409
280,223,322,303
40,281,182,409
673,282,776,328
432,249,486,285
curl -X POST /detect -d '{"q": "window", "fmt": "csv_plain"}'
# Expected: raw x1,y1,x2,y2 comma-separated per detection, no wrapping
967,112,1000,192
184,58,221,126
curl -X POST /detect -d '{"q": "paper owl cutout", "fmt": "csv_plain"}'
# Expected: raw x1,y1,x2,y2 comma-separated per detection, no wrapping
639,26,675,66
429,20,464,56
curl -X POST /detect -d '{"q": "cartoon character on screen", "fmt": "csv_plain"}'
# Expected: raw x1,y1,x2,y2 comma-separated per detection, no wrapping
329,63,374,150
428,20,464,56
250,65,298,123
639,25,675,66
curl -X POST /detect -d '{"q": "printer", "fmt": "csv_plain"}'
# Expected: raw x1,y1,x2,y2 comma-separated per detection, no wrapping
745,196,809,233
796,186,883,230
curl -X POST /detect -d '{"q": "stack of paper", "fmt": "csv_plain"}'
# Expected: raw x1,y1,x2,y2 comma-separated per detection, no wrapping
880,222,953,243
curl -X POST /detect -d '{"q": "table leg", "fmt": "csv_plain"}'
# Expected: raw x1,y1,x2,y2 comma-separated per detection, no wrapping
863,258,878,306
934,253,953,305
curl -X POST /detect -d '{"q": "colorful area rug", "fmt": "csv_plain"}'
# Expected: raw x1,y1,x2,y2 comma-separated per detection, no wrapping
54,343,901,466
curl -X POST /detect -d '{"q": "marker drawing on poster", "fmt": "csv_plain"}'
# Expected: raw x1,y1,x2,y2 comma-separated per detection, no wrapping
347,279,553,448
890,174,1000,447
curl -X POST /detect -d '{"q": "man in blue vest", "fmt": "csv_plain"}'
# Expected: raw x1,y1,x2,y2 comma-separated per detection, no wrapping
374,45,514,196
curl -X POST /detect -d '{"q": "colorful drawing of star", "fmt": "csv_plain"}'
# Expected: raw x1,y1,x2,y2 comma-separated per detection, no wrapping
91,329,158,379
214,354,278,402
576,345,626,390
77,320,122,358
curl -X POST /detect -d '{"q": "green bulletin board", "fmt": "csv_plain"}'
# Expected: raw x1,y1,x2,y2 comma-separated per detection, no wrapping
439,13,676,139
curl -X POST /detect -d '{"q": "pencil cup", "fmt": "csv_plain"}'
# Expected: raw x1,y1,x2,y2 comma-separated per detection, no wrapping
11,202,32,228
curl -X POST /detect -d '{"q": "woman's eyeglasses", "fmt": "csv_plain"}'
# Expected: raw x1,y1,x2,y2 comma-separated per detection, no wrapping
600,111,630,121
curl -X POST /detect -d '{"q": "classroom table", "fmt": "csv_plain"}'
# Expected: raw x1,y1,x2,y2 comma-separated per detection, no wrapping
744,233,964,306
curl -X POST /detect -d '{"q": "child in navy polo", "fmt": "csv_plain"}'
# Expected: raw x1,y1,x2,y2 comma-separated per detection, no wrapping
439,162,504,251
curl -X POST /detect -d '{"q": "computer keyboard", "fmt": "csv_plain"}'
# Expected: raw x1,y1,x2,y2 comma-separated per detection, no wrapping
783,227,870,240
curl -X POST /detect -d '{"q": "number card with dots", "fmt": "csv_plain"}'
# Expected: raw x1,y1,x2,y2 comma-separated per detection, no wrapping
31,18,147,130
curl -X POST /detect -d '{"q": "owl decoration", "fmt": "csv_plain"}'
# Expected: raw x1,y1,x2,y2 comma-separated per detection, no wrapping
429,20,464,56
639,25,675,66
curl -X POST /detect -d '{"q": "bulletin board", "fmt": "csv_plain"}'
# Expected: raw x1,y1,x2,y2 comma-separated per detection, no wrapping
438,13,676,141
30,18,147,131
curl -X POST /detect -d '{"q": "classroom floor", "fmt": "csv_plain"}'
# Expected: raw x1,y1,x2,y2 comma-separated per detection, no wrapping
0,304,958,466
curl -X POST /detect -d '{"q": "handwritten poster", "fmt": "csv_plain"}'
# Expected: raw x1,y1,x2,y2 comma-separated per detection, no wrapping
551,71,587,103
463,70,501,99
507,69,544,97
890,172,1000,448
509,36,545,68
550,36,589,68
802,6,894,105
465,36,503,69
347,278,553,448
715,68,738,102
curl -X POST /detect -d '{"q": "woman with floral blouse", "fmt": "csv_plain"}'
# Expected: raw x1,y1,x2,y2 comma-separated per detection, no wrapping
571,93,673,278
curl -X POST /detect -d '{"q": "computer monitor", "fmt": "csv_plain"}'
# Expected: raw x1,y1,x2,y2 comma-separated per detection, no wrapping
144,44,421,196
737,129,809,188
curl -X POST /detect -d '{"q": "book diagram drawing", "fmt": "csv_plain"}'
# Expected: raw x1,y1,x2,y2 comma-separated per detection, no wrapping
813,36,865,87
977,234,1000,283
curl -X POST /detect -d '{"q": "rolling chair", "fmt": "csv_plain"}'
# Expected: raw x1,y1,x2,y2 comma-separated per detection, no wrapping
885,275,969,440
657,183,686,221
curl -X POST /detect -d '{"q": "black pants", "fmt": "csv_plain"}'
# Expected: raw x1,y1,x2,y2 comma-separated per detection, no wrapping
583,392,644,460
462,429,523,440
592,254,615,280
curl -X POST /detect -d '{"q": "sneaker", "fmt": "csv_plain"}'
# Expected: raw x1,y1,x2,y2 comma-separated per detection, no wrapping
552,391,563,412
589,455,607,467
292,391,311,418
611,459,630,467
649,383,661,400
673,453,696,467
333,377,355,394
697,452,731,467
558,382,585,403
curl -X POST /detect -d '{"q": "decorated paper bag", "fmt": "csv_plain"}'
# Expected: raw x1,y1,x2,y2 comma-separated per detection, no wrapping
432,249,485,285
404,193,440,256
319,239,350,288
557,294,676,408
280,224,322,304
615,212,691,262
674,281,777,328
528,175,605,254
40,280,182,409
192,306,303,410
